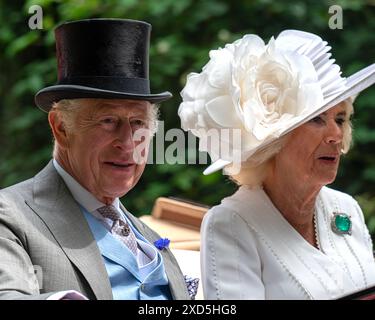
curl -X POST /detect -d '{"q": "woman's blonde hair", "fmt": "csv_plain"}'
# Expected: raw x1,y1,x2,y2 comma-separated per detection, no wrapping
229,99,354,188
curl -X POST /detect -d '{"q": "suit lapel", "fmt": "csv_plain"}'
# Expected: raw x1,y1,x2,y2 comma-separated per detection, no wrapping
121,204,190,300
25,161,113,300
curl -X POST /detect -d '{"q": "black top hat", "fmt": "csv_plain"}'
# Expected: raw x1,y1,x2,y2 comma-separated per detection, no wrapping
35,18,172,111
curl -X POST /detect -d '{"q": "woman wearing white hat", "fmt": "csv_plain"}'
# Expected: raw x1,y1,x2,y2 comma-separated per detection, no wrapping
178,30,375,299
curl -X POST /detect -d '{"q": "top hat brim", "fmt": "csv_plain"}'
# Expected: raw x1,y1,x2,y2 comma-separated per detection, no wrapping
203,63,375,175
35,85,173,112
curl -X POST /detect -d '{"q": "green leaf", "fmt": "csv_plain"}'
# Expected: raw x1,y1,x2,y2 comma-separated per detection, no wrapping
5,31,39,56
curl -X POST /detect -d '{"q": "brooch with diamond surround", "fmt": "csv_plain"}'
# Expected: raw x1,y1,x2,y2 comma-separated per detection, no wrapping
331,212,352,235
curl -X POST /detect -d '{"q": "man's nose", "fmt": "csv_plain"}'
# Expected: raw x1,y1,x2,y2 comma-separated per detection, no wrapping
324,120,343,145
113,119,135,150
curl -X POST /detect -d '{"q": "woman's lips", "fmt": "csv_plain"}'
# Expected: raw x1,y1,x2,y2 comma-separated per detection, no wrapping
317,155,339,164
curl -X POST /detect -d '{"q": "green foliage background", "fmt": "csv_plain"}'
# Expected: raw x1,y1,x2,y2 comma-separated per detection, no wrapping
0,0,374,236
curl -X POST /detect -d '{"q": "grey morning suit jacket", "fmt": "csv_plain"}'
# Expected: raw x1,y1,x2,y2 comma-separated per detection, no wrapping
0,161,190,300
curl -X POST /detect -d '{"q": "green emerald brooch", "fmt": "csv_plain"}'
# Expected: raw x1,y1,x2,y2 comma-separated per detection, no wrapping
331,212,352,235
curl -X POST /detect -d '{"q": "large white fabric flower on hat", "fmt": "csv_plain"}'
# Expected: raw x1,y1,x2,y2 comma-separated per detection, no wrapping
178,30,345,166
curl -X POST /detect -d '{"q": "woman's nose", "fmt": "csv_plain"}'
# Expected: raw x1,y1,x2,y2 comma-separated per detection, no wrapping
324,120,343,145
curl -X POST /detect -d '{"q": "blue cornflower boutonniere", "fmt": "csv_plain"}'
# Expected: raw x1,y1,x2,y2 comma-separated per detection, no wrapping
154,238,170,250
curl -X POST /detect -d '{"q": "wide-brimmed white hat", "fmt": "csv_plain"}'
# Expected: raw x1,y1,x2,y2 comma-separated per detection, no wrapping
178,30,375,175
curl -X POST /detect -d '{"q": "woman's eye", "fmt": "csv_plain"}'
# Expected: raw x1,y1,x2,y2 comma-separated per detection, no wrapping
336,118,346,126
309,116,324,124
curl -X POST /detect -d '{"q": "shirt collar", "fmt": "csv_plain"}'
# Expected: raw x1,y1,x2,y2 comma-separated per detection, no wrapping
53,159,120,213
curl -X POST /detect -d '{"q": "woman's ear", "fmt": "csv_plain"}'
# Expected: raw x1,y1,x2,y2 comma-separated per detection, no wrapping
48,110,69,150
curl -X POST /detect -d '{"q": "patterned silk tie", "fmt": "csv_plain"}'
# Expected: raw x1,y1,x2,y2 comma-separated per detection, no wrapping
97,205,138,256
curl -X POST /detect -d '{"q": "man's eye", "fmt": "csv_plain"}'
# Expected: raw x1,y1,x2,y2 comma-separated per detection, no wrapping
99,117,118,130
100,118,116,124
131,119,146,127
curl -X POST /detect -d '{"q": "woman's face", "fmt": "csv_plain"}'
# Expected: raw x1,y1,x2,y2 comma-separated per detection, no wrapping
274,102,347,187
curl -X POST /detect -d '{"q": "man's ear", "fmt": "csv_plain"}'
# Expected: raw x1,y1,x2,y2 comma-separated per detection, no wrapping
48,111,69,149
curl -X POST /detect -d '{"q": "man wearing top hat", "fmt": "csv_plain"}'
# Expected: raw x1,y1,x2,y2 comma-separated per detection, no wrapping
0,18,190,300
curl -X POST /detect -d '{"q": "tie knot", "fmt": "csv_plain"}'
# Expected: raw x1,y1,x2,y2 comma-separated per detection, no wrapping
97,205,119,221
97,205,135,251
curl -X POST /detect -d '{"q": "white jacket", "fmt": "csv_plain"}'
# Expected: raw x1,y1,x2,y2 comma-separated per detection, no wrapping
201,186,375,299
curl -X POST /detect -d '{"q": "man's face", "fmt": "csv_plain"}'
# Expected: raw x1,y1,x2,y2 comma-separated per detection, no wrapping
64,99,151,203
